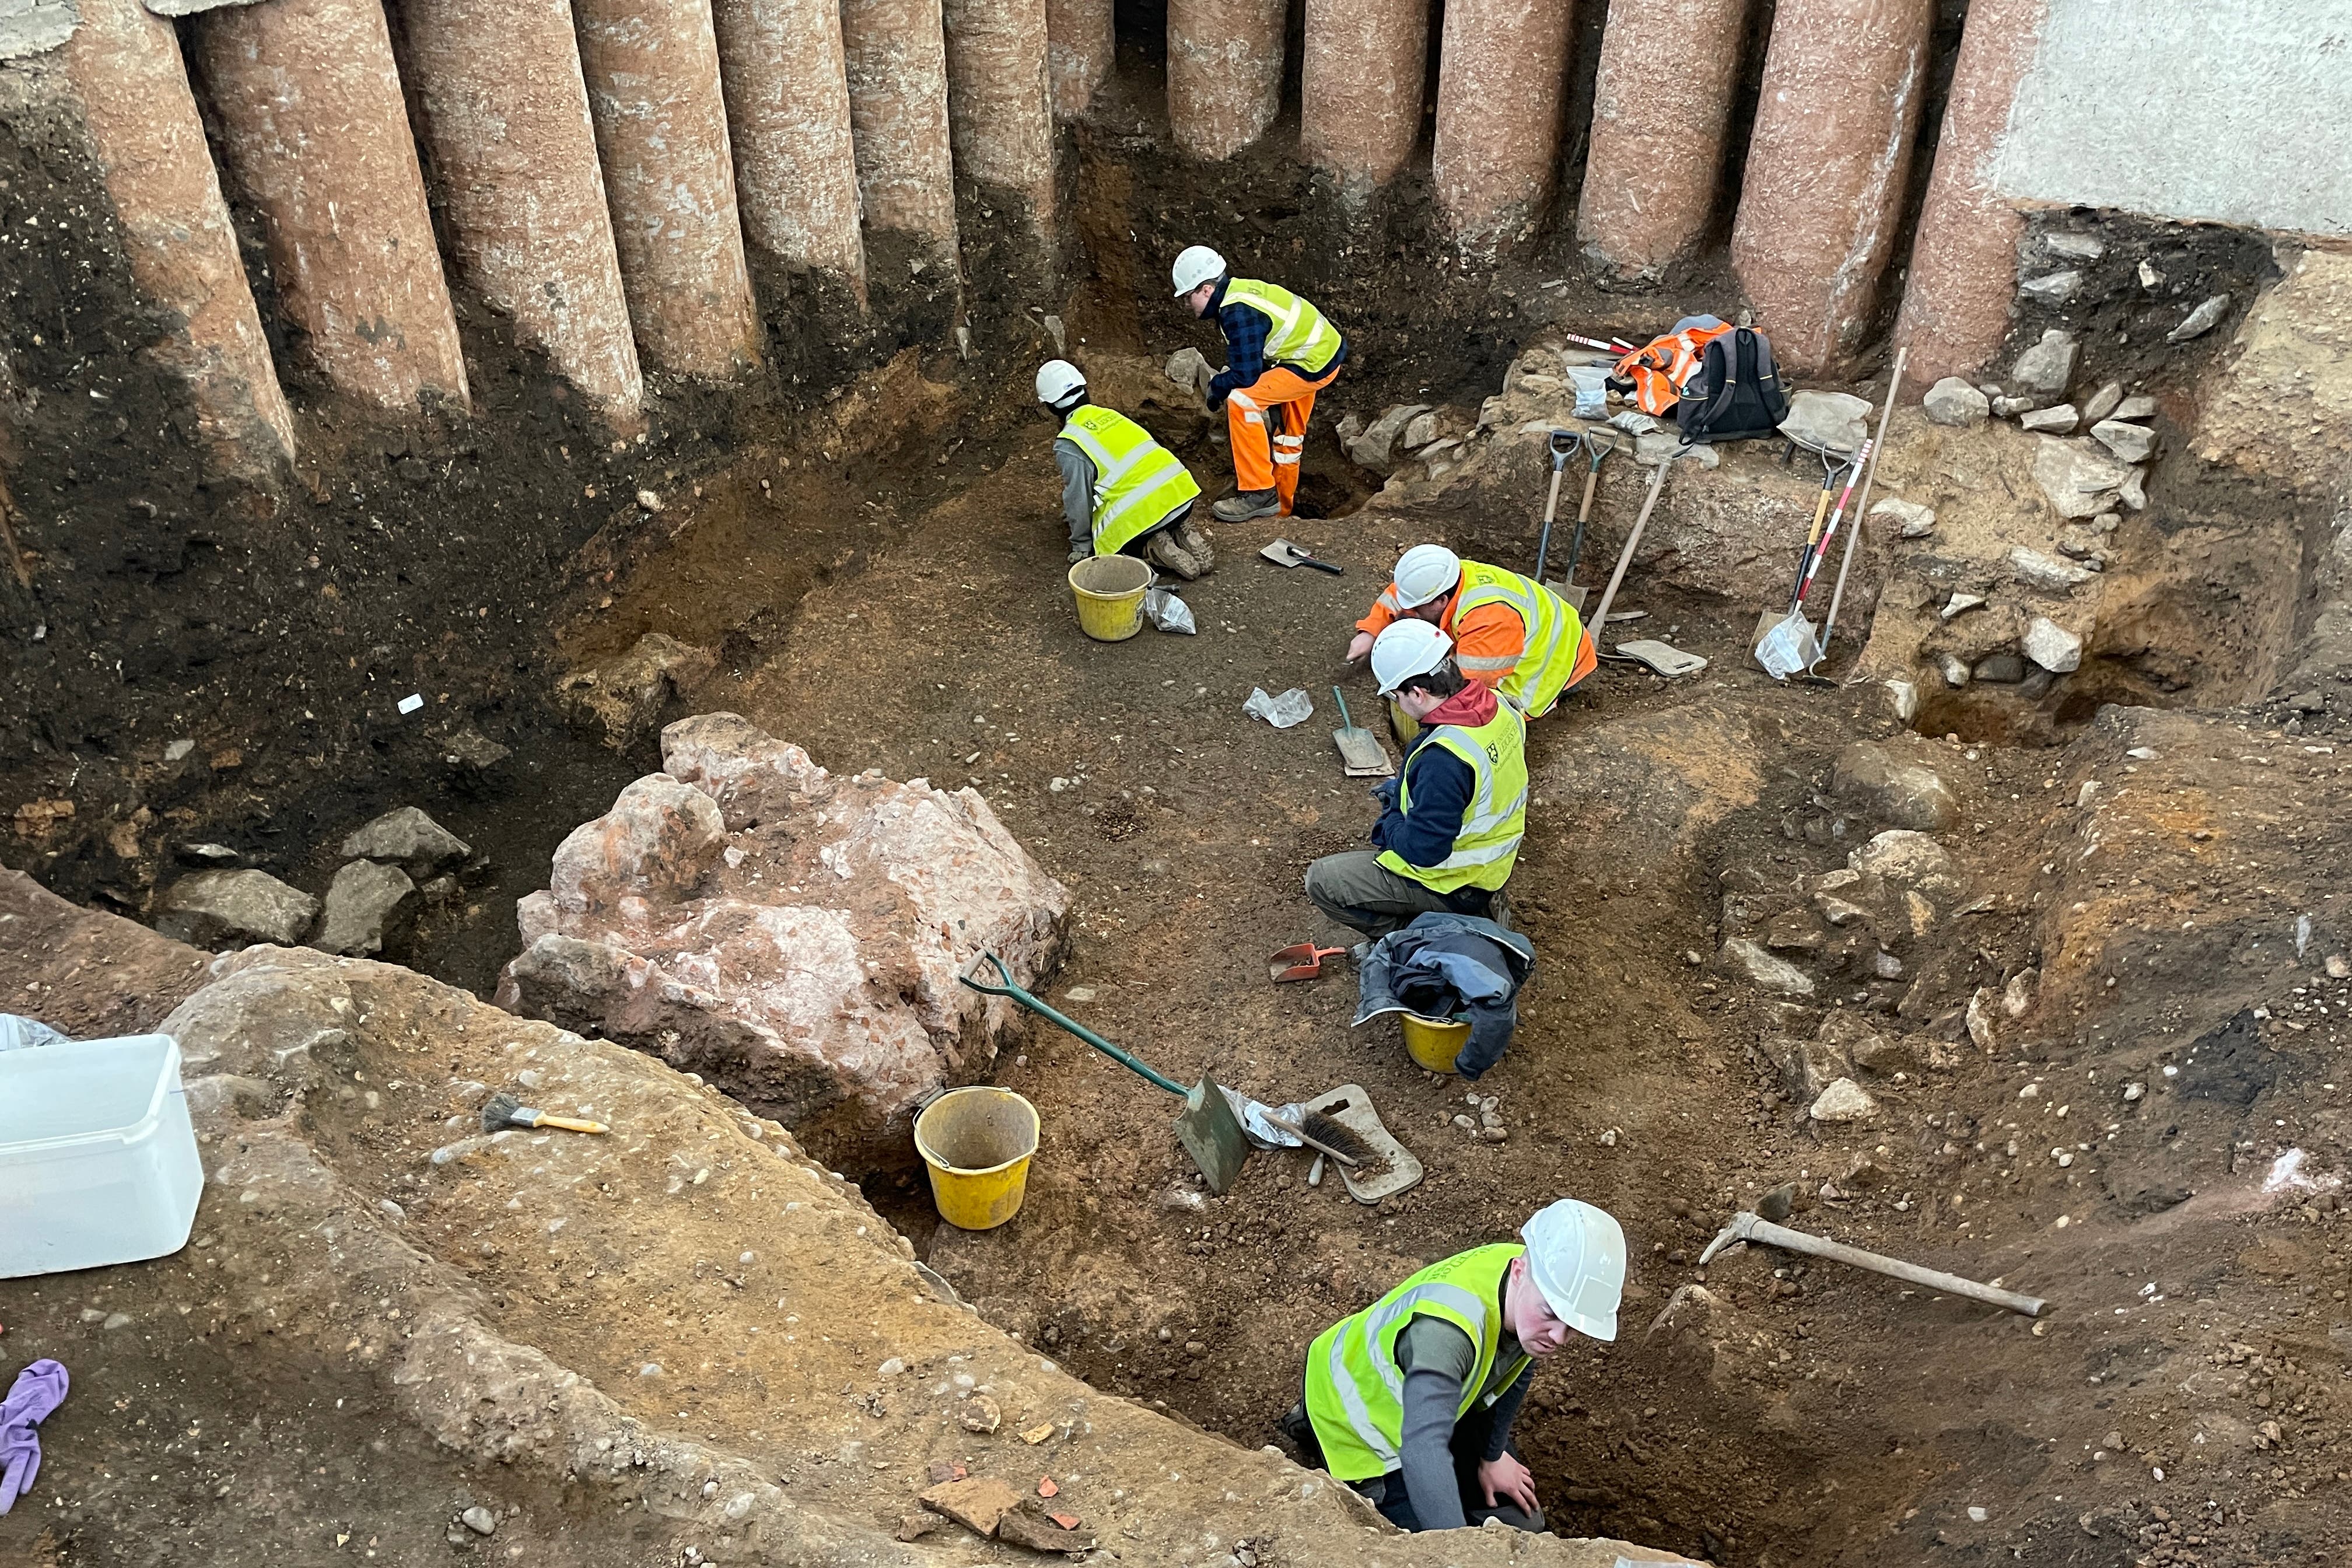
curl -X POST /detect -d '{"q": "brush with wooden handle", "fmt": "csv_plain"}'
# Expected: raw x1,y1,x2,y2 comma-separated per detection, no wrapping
480,1091,607,1135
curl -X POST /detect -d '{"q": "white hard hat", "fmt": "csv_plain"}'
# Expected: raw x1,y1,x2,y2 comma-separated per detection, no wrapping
1520,1198,1627,1342
1171,245,1226,297
1391,544,1462,610
1370,619,1452,696
1036,359,1087,407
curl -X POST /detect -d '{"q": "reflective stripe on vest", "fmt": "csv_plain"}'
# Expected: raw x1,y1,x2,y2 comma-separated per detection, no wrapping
1375,701,1527,894
1452,560,1585,717
1304,1244,1528,1482
1223,278,1342,376
1060,407,1203,556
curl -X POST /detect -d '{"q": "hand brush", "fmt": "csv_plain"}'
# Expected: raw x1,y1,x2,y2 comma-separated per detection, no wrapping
480,1091,607,1135
1264,1110,1377,1168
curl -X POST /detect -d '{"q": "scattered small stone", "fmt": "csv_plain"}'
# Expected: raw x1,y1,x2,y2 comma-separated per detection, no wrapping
1922,377,1990,426
2043,232,2105,262
154,869,319,949
1719,938,1817,998
2137,260,2162,290
1062,986,1097,1003
340,806,472,876
1968,1506,1989,1524
164,738,195,764
2019,270,2081,306
2166,294,2230,343
1832,741,1958,831
877,1357,905,1377
1992,394,2039,419
176,842,240,867
2032,437,2132,519
961,1395,1002,1434
102,1311,131,1329
461,1507,497,1536
2010,328,2079,395
2022,616,2084,674
1809,1078,1878,1122
919,1475,1024,1536
2328,955,2350,980
635,488,663,512
312,860,417,958
2018,404,2078,434
1937,653,1971,689
1019,1421,1058,1444
1973,653,2027,684
1871,497,1937,537
2090,419,2158,464
2113,393,2158,421
1940,592,1984,621
2008,545,2096,592
896,1512,938,1542
2081,381,2124,424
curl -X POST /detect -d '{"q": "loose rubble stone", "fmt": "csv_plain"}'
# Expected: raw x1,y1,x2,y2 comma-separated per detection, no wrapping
1940,592,1985,621
1871,498,1936,537
919,1475,1024,1536
2166,294,2230,343
498,714,1071,1164
2112,393,2158,421
1991,394,2039,419
2010,328,2078,395
1831,741,1958,831
2091,419,2158,464
1922,377,1990,426
1973,653,2026,684
1848,830,1967,902
2117,467,2147,511
2022,616,2084,673
461,1507,497,1536
2056,525,2101,559
2032,437,2132,519
2018,404,2078,434
1633,431,1718,468
2081,381,2124,424
1779,389,1873,453
1163,346,1210,397
2043,232,2104,262
559,632,719,748
312,860,417,957
960,1394,1002,1433
1344,404,1432,473
2008,545,2096,592
340,806,471,877
2018,270,2081,306
156,869,319,949
1809,1078,1878,1122
1720,937,1816,998
1401,410,1441,450
995,1502,1097,1552
1937,653,1971,688
177,842,240,867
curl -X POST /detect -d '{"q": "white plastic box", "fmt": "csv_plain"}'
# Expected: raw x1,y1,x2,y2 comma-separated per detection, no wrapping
0,1034,204,1278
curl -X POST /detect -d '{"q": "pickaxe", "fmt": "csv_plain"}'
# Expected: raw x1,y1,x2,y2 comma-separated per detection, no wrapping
1696,1209,2046,1318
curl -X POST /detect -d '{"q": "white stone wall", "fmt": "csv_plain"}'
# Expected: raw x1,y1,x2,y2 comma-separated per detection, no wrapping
1993,0,2352,236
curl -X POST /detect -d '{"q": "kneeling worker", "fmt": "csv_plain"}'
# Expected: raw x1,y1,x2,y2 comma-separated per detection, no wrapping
1345,545,1596,716
1038,359,1213,579
1305,620,1525,939
1171,244,1346,523
1281,1198,1626,1532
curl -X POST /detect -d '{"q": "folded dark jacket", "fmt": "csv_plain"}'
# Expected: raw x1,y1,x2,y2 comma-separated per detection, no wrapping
1353,913,1534,1079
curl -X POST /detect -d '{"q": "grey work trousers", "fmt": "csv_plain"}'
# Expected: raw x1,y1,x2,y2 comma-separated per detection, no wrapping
1304,850,1486,942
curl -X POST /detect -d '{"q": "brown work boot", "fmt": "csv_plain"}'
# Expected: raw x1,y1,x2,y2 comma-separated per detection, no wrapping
1212,488,1280,523
1145,531,1204,580
1174,519,1216,573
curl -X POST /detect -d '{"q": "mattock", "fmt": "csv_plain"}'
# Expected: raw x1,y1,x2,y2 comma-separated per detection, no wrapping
1696,1209,2048,1317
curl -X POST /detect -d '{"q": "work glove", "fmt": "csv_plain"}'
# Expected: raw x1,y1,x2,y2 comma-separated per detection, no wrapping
1067,545,1092,565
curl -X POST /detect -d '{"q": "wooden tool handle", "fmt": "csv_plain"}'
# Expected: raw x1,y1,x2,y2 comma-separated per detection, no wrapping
1263,1112,1361,1167
534,1114,608,1135
1576,467,1600,525
1743,1216,2045,1317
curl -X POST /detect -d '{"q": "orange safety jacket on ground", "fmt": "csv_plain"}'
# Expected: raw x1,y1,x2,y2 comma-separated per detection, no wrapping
1613,322,1732,416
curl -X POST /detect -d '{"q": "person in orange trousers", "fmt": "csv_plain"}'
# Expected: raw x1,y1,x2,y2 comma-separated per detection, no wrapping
1172,245,1348,522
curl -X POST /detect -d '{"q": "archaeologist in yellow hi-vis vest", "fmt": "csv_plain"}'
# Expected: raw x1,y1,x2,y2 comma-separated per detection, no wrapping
1037,359,1213,579
1171,244,1347,523
1346,545,1597,716
1278,1198,1627,1532
1304,620,1526,939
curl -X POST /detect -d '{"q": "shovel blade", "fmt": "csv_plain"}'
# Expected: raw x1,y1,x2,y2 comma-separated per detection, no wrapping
1752,610,1818,681
1177,1074,1250,1194
1332,725,1393,777
1548,578,1588,615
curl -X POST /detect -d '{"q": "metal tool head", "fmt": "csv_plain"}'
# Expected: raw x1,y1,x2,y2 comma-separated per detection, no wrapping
1177,1074,1251,1194
1260,540,1307,567
1697,1208,1758,1265
1268,942,1348,983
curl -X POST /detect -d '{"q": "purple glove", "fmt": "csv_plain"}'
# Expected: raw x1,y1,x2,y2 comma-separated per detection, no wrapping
0,1359,69,1513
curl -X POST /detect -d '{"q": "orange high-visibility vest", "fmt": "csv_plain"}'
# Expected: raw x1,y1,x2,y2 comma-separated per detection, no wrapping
1614,323,1732,416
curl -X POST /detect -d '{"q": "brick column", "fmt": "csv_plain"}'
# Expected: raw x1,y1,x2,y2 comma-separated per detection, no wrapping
1432,0,1576,250
1577,0,1750,284
1300,0,1429,198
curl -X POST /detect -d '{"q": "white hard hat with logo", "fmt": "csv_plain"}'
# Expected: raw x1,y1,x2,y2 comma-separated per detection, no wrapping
1035,359,1087,408
1370,619,1452,696
1390,544,1462,610
1171,245,1226,297
1520,1198,1627,1342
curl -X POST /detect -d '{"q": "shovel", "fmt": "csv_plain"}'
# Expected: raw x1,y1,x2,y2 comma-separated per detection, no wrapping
1755,438,1872,681
1269,942,1349,983
1261,539,1343,575
1542,428,1618,614
960,951,1250,1192
1329,686,1393,777
1750,449,1842,673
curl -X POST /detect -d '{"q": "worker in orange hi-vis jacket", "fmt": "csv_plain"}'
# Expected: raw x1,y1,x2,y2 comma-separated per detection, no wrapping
1171,244,1348,523
1347,546,1596,719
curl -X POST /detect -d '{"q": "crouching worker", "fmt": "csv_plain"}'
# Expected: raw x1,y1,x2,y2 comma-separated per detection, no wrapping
1305,621,1525,940
1346,545,1595,717
1279,1198,1626,1532
1037,359,1213,579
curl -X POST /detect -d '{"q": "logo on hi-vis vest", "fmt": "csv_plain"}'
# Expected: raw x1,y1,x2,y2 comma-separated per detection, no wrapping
1485,741,1502,762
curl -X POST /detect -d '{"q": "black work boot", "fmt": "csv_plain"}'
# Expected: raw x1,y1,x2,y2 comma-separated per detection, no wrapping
1212,488,1281,523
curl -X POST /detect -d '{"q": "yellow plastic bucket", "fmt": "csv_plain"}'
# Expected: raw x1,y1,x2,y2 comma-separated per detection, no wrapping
1388,698,1420,744
915,1087,1040,1230
1402,1013,1470,1074
1069,554,1152,642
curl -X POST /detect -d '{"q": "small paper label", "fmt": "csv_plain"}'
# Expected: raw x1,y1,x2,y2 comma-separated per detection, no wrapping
398,694,425,715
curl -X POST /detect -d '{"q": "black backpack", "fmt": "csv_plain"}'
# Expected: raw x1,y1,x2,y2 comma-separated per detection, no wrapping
1677,327,1791,444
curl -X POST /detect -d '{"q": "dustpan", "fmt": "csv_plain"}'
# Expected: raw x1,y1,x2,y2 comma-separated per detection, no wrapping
1329,687,1393,777
1614,639,1709,678
1269,942,1348,983
1303,1084,1421,1203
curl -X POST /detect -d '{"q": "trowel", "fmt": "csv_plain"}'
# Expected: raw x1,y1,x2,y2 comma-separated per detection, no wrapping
1329,686,1393,777
1260,540,1343,575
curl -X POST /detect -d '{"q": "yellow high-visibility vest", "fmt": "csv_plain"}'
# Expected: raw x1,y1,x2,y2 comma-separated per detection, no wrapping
1304,1244,1529,1482
1376,700,1527,894
1222,278,1343,376
1453,561,1584,718
1059,405,1202,555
